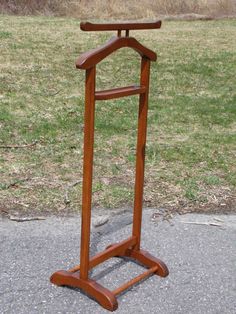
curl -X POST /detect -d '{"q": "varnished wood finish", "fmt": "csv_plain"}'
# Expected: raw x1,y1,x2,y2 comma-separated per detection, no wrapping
50,270,118,311
80,21,162,32
76,36,157,69
68,236,137,273
50,20,168,312
112,266,158,296
95,85,146,101
79,67,96,280
132,57,150,250
50,246,168,310
122,248,169,277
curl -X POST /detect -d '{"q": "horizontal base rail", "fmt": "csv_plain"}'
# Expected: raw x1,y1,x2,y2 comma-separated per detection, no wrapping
112,265,158,296
95,85,146,101
68,236,137,273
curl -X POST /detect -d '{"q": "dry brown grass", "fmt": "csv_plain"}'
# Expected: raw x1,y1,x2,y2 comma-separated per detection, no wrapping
1,0,236,19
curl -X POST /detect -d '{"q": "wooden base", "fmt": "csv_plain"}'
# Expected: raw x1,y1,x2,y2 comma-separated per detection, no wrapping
109,245,169,278
50,246,168,311
50,270,118,311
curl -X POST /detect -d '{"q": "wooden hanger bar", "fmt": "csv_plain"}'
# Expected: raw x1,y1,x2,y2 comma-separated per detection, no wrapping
95,85,146,101
76,36,157,69
80,21,162,32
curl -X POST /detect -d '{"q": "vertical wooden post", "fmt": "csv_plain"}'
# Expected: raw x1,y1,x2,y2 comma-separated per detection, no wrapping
132,57,150,250
79,66,96,280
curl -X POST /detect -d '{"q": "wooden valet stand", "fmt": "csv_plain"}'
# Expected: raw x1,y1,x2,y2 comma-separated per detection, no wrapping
50,21,169,311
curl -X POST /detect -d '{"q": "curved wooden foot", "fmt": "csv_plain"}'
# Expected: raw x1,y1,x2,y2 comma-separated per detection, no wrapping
122,248,169,277
105,244,169,277
50,270,118,311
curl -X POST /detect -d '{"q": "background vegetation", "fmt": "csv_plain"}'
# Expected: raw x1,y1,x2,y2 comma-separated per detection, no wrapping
0,0,236,19
0,14,235,215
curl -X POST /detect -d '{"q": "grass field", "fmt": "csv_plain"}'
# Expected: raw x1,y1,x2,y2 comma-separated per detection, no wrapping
0,15,235,216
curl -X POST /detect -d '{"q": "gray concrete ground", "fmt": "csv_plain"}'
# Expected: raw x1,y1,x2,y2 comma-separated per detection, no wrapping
0,209,236,314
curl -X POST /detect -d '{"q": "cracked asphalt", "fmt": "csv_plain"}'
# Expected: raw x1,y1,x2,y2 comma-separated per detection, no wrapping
0,209,236,314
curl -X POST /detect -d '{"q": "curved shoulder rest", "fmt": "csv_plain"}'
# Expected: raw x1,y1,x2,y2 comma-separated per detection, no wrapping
76,36,157,69
81,21,162,32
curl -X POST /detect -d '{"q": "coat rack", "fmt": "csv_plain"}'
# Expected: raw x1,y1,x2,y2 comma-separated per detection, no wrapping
50,20,169,311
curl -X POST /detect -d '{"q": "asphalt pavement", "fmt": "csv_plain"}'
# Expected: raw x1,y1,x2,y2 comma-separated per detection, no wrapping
0,209,236,314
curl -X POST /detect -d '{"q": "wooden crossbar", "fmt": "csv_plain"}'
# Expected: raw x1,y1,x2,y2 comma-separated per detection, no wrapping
112,266,158,296
68,236,137,273
95,85,146,101
81,21,162,32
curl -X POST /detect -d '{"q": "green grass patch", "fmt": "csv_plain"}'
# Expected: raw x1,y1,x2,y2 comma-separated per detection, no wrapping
0,31,12,39
0,16,235,213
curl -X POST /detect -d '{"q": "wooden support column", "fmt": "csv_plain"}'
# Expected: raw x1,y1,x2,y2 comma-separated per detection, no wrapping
132,57,150,250
80,66,96,280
